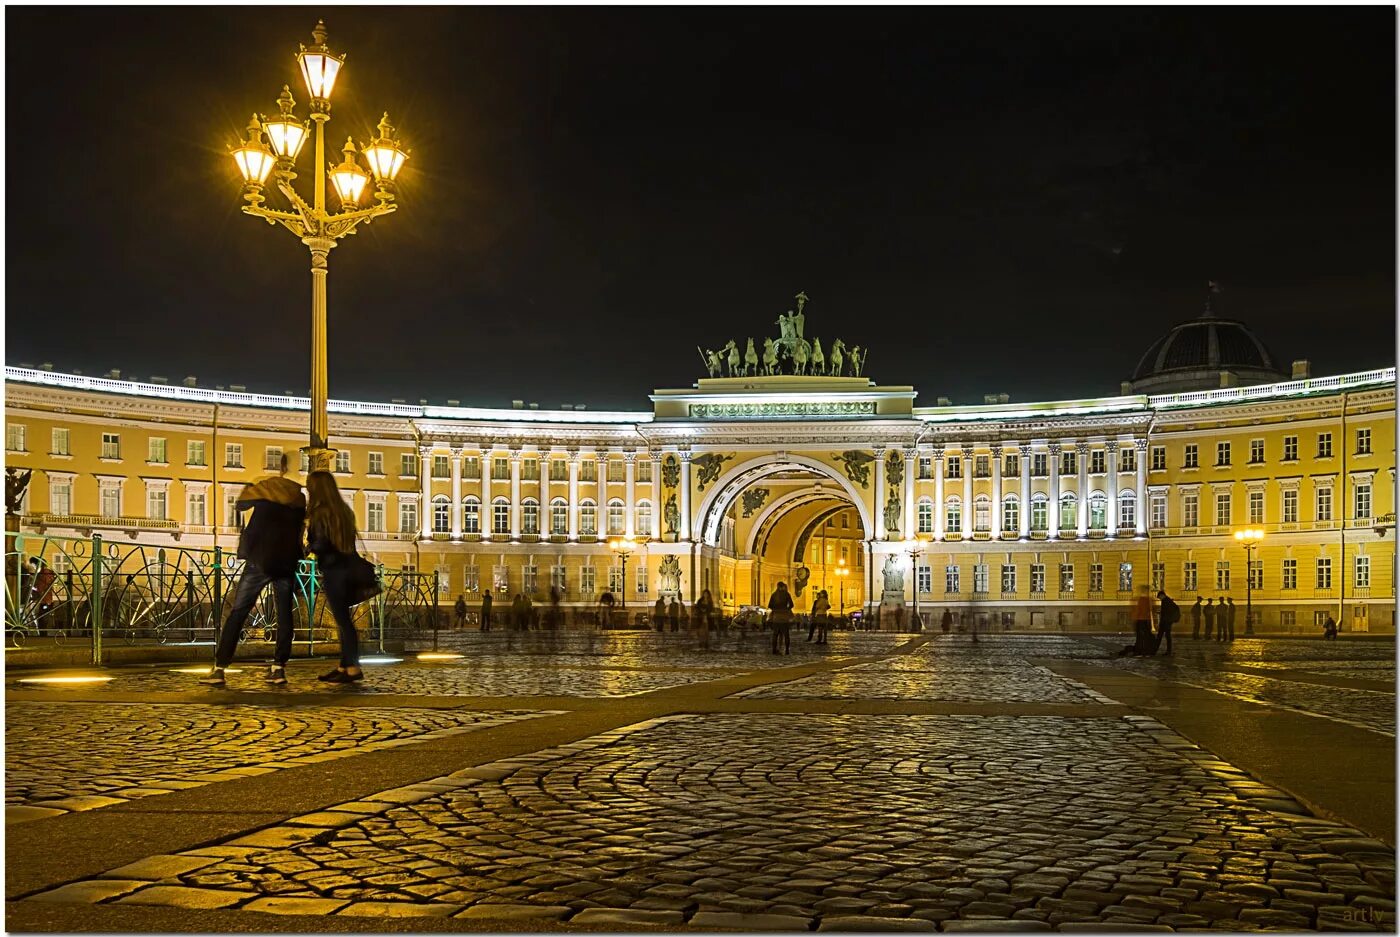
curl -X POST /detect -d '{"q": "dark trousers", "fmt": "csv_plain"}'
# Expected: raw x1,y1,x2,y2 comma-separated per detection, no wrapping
481,609,491,631
771,621,791,654
216,564,294,668
1191,616,1201,639
322,578,360,668
1133,620,1154,655
1224,617,1235,641
1156,623,1173,654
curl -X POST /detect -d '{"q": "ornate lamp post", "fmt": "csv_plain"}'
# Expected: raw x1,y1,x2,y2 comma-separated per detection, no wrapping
609,536,636,616
1234,528,1264,636
905,542,924,632
834,560,849,621
228,21,409,473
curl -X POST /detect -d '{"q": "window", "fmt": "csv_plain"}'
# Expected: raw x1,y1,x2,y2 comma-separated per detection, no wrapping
1004,453,1020,478
147,486,167,520
522,565,538,594
6,424,26,452
1030,494,1048,531
917,498,933,533
1183,561,1198,592
431,496,450,533
1283,489,1298,524
432,455,450,478
224,489,241,528
581,565,596,595
49,477,72,516
523,499,539,535
1249,439,1264,464
463,456,480,480
1119,491,1136,530
102,432,120,460
185,440,205,466
1032,453,1048,477
608,565,624,594
300,451,310,473
975,455,990,478
1215,492,1231,526
1151,562,1165,591
1248,490,1264,524
1059,494,1076,531
916,564,932,594
1089,493,1107,530
147,437,167,463
636,500,653,536
606,499,625,536
551,498,568,535
492,499,510,535
973,564,989,594
1121,447,1136,473
635,565,648,594
1089,563,1103,594
187,490,207,526
918,456,932,479
401,453,419,477
492,457,509,480
399,499,418,533
1182,492,1199,528
549,564,567,593
974,495,991,532
1150,446,1166,471
550,459,568,481
264,446,283,471
945,497,961,534
1281,558,1297,590
607,459,625,482
463,497,480,534
1316,557,1332,590
464,565,480,592
1183,444,1198,469
1316,486,1333,522
522,458,540,481
580,500,597,536
1357,428,1372,455
1118,563,1133,592
1249,558,1263,590
580,460,597,482
1317,433,1332,458
945,565,960,594
1215,442,1231,467
1060,450,1077,475
637,459,652,483
368,452,384,475
1356,555,1371,588
1216,561,1231,591
1150,493,1166,530
1059,564,1074,594
367,500,384,533
1002,496,1018,533
51,427,71,456
1030,564,1045,594
1282,436,1298,461
1090,450,1105,474
1000,564,1016,593
332,450,349,473
946,457,962,479
1355,483,1372,521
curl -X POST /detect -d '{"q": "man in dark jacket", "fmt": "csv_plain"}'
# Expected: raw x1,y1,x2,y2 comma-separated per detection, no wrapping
1155,590,1179,655
201,455,305,686
480,590,492,631
1190,596,1203,639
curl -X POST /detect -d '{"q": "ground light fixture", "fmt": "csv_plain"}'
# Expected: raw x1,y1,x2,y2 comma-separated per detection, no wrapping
359,656,403,665
169,667,243,674
17,675,115,685
417,652,464,661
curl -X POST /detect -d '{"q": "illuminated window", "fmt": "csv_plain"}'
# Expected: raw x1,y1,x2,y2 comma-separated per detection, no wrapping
1090,450,1105,474
1317,433,1332,458
1249,439,1264,464
1281,558,1296,590
1355,483,1372,520
1355,555,1370,588
433,455,450,478
1150,446,1166,471
1118,491,1136,530
551,498,568,535
1000,564,1016,593
186,440,205,466
1030,564,1045,594
973,564,989,594
1089,493,1107,530
636,500,653,537
945,497,961,534
1059,563,1074,593
49,477,72,516
1215,492,1231,526
492,498,510,535
399,499,418,533
523,499,539,535
368,452,384,475
1182,492,1198,528
102,432,120,460
917,564,932,594
148,438,167,463
1315,557,1331,590
1215,442,1230,467
265,446,283,471
187,490,206,526
1001,495,1018,533
1356,427,1372,455
366,500,384,533
1089,563,1103,594
1119,446,1136,473
607,499,625,536
945,457,962,479
1316,486,1332,522
431,495,450,533
464,565,479,593
462,497,480,534
1059,493,1076,531
1152,563,1165,590
1183,562,1197,591
1118,563,1132,592
917,497,933,533
580,500,597,536
52,427,71,456
945,565,960,594
1282,436,1298,461
1216,561,1231,590
6,424,26,452
1183,444,1198,469
1030,493,1047,531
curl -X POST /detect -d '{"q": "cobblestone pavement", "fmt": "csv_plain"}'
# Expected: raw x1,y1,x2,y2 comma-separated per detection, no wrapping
6,703,544,814
33,713,1396,931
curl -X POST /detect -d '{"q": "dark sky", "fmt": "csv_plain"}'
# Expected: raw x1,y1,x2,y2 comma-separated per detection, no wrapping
6,7,1395,409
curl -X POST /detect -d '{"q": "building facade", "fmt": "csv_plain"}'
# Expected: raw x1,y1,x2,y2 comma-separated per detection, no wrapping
5,314,1395,633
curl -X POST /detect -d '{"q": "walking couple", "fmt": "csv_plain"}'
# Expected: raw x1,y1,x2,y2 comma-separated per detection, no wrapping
200,455,368,686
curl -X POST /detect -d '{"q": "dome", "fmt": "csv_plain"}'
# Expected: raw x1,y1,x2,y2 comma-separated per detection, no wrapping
1129,310,1287,393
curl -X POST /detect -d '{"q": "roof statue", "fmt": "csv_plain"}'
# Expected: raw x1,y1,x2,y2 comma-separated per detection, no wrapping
703,293,868,378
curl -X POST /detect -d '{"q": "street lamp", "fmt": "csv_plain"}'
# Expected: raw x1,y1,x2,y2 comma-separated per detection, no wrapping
834,560,849,621
609,536,636,617
905,541,924,632
228,21,409,473
1234,528,1264,636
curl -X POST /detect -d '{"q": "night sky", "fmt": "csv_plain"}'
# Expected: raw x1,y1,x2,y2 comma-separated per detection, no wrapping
6,7,1395,410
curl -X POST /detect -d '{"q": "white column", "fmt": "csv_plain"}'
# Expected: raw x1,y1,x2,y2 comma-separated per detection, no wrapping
651,453,662,539
991,445,1003,538
873,447,887,541
539,450,550,531
567,449,580,541
1047,443,1061,538
450,446,463,540
1135,439,1148,535
509,449,522,540
962,444,974,537
1076,442,1089,538
480,445,492,541
624,452,637,537
1105,441,1120,537
679,451,693,541
932,447,946,541
1018,444,1031,539
419,444,432,539
902,447,917,541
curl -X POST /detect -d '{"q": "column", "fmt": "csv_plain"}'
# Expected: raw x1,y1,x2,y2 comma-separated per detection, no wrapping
624,452,637,537
537,450,549,533
962,444,973,537
567,449,580,540
651,453,662,539
480,445,492,541
873,447,887,541
509,449,522,540
990,445,1003,538
1018,444,1031,539
1047,443,1061,538
902,447,917,541
1105,442,1120,536
932,447,946,541
450,446,463,540
679,451,693,541
1135,439,1148,535
419,444,432,539
1076,442,1089,538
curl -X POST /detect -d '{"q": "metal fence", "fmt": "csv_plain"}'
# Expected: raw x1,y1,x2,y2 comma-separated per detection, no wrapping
4,529,443,662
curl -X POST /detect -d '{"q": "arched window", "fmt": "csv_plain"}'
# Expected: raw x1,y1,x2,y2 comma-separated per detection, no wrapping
431,494,450,533
1002,494,1019,534
1059,493,1077,531
463,496,480,534
946,496,962,534
1118,490,1137,530
1089,492,1107,530
607,498,625,536
550,497,567,535
580,499,597,536
974,494,991,532
637,499,653,537
492,497,510,535
1030,493,1048,531
917,497,933,534
522,498,539,536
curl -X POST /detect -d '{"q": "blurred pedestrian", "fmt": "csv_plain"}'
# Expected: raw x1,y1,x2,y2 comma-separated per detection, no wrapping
1155,589,1179,655
1190,596,1203,639
695,588,715,649
768,581,794,654
1323,614,1338,639
654,596,666,632
511,593,526,630
811,589,831,645
480,589,493,631
549,584,562,631
598,589,615,628
454,594,467,629
1217,596,1229,642
941,608,953,634
1131,585,1154,656
27,557,56,630
668,597,680,632
305,470,365,684
1224,596,1237,641
1202,598,1216,640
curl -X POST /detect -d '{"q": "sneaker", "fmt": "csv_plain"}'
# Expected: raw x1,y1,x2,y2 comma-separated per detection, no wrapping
264,664,287,685
322,669,363,684
197,668,226,686
317,669,343,683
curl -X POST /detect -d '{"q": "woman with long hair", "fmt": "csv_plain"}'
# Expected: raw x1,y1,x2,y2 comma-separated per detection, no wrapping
305,470,364,683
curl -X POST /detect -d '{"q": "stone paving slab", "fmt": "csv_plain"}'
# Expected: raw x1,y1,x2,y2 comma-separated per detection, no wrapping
736,657,1105,703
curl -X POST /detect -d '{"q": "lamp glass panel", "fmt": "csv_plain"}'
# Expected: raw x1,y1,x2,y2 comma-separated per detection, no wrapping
364,145,406,181
330,166,368,203
299,52,342,100
265,120,308,159
233,146,274,184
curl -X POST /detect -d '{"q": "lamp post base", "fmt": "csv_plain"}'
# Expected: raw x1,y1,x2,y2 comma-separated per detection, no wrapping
302,446,338,475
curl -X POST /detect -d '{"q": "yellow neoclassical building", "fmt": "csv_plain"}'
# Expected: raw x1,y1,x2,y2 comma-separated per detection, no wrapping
5,308,1395,633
